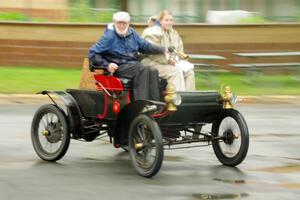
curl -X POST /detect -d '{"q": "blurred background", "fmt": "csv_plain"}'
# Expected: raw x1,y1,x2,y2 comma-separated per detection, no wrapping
1,0,300,23
1,2,300,198
0,0,299,96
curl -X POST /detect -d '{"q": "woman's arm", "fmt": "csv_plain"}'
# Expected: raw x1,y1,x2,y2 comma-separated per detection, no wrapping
141,27,169,64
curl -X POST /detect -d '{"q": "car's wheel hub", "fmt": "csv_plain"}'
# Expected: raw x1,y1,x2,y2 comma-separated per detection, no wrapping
45,122,62,143
223,129,234,145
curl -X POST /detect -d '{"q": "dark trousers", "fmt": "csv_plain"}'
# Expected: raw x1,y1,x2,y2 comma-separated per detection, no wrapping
115,62,160,101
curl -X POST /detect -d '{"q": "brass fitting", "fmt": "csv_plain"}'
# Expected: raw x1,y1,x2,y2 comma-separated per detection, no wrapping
173,49,189,60
135,143,143,151
177,50,189,60
42,130,49,136
164,84,177,111
221,85,234,109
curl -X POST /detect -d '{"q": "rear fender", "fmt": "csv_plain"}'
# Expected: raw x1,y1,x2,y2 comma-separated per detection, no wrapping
37,91,83,139
113,100,165,147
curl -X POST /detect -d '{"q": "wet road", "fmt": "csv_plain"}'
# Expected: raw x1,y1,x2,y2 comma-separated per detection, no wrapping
0,103,300,200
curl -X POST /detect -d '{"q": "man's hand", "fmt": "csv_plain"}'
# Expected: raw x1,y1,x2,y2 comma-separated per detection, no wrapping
108,63,119,73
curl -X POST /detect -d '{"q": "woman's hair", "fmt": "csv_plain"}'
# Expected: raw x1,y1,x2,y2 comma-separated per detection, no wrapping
147,15,158,27
158,10,173,21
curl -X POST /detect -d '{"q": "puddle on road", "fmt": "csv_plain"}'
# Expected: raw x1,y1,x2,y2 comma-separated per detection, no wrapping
192,193,249,200
254,164,300,173
213,178,245,184
164,155,185,162
213,177,300,190
81,157,99,161
286,157,300,161
279,183,300,189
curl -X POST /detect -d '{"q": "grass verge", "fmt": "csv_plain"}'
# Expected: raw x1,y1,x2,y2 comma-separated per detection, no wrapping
0,66,299,95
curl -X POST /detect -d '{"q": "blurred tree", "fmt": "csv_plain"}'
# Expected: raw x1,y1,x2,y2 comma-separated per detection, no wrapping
69,0,115,22
120,0,128,11
297,0,300,21
229,0,240,10
69,0,92,22
211,0,220,10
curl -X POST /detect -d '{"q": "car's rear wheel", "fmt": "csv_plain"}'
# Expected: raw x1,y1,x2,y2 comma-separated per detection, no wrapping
128,114,163,177
31,104,70,162
212,109,249,166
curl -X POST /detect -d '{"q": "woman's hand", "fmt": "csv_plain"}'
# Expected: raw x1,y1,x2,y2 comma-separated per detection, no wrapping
108,63,119,73
164,49,175,65
168,58,176,65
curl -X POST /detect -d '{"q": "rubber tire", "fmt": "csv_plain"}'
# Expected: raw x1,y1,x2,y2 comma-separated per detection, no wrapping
31,104,70,162
212,109,249,166
128,114,164,178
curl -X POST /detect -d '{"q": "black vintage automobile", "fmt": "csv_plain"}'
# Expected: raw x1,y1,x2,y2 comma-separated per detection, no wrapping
31,58,249,178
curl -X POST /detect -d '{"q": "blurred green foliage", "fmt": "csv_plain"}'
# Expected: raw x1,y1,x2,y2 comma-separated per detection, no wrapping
0,12,29,21
69,0,114,22
0,67,81,94
297,10,300,21
239,15,268,23
0,0,114,23
0,66,299,95
0,11,48,22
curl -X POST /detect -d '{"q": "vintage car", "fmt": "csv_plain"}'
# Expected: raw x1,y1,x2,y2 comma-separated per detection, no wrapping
31,57,249,178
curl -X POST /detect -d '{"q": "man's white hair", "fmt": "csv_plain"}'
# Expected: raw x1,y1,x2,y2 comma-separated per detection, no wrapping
113,11,130,22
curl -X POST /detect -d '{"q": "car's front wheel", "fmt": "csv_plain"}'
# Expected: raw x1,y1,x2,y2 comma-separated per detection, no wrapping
212,109,249,166
128,114,163,177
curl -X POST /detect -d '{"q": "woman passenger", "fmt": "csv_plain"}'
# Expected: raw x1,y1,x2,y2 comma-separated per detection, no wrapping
141,10,195,91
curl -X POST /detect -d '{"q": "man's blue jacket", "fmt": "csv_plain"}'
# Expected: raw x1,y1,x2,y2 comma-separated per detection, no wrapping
88,25,165,68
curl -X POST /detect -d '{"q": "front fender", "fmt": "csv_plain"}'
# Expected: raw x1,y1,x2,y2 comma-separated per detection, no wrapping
38,90,83,139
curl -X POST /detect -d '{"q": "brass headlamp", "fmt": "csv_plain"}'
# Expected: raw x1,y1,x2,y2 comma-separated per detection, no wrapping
221,85,237,109
164,84,182,111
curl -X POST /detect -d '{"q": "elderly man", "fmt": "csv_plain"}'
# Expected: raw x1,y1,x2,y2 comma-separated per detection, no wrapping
89,11,166,101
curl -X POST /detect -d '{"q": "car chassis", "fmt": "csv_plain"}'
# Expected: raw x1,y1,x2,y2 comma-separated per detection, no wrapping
31,62,249,178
